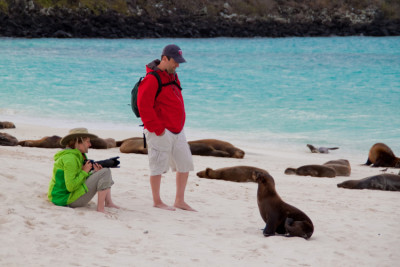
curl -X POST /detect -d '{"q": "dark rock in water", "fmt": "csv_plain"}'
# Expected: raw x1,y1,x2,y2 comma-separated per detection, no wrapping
53,30,72,38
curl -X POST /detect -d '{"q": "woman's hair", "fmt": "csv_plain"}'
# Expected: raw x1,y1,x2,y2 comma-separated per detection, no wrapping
66,137,88,149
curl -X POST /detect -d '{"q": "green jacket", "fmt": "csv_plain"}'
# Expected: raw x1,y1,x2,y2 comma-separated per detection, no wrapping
48,149,89,206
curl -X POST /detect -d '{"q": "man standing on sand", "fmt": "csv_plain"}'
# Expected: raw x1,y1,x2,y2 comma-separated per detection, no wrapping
137,44,196,212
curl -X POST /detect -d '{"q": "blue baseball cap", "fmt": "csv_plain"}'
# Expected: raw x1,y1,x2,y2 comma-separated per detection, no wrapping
162,44,186,63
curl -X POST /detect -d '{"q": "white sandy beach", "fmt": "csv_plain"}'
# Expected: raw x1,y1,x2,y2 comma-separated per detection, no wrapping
0,123,399,267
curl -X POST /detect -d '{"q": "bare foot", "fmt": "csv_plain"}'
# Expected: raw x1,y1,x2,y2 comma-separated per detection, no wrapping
97,208,111,214
174,201,197,212
154,202,176,211
106,202,120,209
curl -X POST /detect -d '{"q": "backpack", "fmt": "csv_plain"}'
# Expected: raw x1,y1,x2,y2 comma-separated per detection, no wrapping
131,71,182,118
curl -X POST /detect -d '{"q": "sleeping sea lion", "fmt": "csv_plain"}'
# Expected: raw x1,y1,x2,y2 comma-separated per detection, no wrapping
119,137,148,154
323,159,351,176
18,135,63,148
196,166,268,182
285,159,351,178
188,139,245,158
285,165,336,178
337,174,400,191
90,137,116,149
365,143,400,168
253,171,314,239
0,121,16,129
307,144,339,153
0,132,18,146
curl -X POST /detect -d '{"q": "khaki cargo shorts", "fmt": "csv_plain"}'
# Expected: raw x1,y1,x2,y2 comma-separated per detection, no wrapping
144,129,194,176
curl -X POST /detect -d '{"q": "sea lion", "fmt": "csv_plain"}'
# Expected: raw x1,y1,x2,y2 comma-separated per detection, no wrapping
0,121,16,129
0,132,18,146
18,135,63,148
285,159,351,177
90,137,116,149
196,166,268,183
337,174,400,191
253,171,314,239
323,159,351,176
285,165,336,178
365,143,400,168
119,137,148,154
307,144,339,153
188,139,245,158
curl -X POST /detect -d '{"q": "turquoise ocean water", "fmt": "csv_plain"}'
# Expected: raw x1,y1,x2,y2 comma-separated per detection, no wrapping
0,37,399,155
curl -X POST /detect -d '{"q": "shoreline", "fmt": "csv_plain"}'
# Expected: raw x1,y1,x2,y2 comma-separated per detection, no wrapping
1,121,399,266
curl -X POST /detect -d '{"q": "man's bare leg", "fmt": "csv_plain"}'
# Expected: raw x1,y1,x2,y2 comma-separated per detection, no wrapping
174,172,196,211
150,175,175,211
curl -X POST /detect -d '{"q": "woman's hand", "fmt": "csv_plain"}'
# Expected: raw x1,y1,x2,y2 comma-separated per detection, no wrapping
92,162,103,172
83,160,93,173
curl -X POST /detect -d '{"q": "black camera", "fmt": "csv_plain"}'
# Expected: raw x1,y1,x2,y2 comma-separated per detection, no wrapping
84,157,120,171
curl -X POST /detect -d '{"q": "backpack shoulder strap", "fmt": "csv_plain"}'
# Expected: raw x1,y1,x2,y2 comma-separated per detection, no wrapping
147,71,162,98
161,74,182,90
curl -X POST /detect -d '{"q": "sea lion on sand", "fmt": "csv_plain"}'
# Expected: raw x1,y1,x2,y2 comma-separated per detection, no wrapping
196,166,268,182
0,132,18,146
307,144,339,153
254,171,314,239
0,121,16,129
188,139,245,158
323,159,351,176
119,137,148,154
337,174,400,191
90,137,116,149
285,165,336,178
18,135,63,148
285,159,351,177
365,143,400,168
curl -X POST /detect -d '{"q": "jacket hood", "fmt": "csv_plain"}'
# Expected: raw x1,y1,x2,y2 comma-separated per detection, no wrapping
54,148,83,161
146,59,161,73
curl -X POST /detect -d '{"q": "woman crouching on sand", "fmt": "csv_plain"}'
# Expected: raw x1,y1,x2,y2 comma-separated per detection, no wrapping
48,128,119,213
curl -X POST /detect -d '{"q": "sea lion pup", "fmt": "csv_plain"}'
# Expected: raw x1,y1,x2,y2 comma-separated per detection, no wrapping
323,159,351,176
365,143,400,168
337,174,400,191
253,171,314,239
119,137,148,154
18,135,63,148
284,165,336,178
196,166,268,182
188,139,245,158
0,121,16,129
307,144,339,153
0,132,18,146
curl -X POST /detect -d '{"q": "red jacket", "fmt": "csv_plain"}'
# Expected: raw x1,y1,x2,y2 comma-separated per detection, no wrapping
137,60,186,136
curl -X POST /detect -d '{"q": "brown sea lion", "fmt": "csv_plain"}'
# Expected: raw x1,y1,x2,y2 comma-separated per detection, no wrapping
0,132,18,146
0,121,16,129
196,166,268,182
323,159,351,176
188,139,245,158
307,144,339,153
253,171,314,239
285,165,336,178
337,174,400,191
18,135,63,148
365,143,400,168
285,159,351,178
119,137,148,154
90,137,116,149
